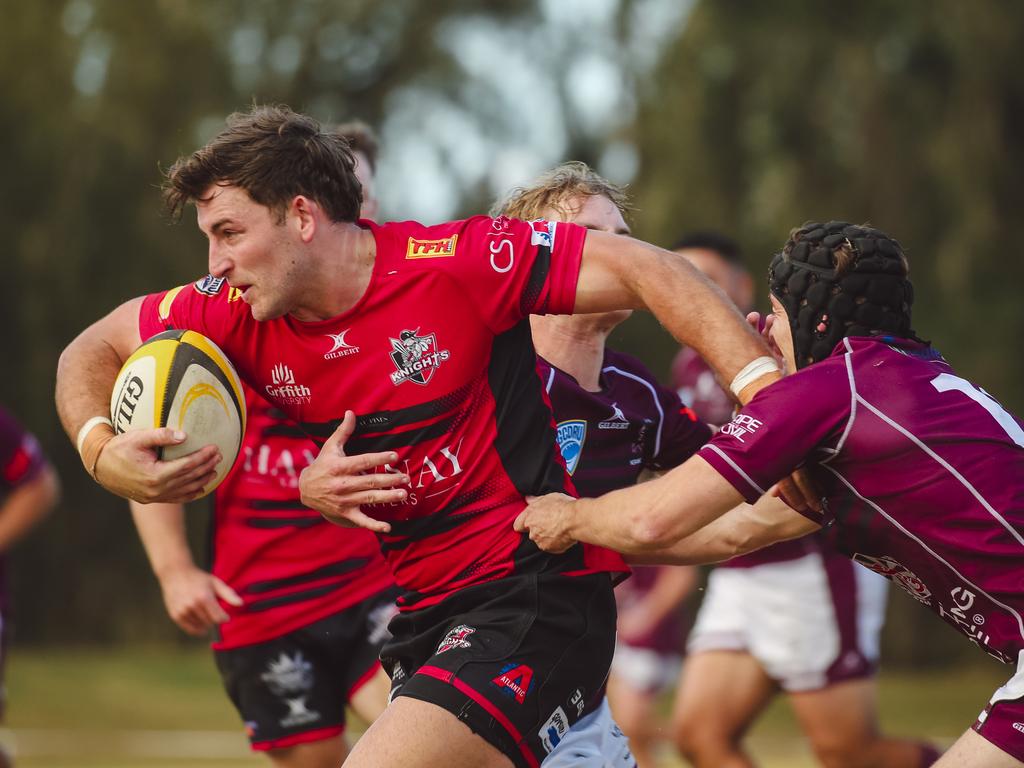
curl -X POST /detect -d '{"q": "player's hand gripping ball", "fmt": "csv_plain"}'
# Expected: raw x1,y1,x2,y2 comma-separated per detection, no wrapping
110,330,246,497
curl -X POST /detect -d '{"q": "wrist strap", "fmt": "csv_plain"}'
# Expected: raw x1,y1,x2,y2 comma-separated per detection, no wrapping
76,417,114,454
729,356,780,398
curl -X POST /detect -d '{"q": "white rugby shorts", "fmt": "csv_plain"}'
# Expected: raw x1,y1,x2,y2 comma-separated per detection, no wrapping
687,551,888,691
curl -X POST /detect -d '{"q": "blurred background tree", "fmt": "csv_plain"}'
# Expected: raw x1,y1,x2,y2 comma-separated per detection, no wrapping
0,0,1020,666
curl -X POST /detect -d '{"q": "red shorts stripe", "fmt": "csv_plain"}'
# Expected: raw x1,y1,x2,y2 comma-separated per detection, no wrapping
417,665,539,768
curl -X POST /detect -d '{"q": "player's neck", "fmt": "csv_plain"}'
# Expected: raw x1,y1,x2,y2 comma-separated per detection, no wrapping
531,316,610,392
290,223,375,322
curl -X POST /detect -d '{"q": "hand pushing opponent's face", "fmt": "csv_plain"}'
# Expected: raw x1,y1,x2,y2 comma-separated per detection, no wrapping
197,184,314,322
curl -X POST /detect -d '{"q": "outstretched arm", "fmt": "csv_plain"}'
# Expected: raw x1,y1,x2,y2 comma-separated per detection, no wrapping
55,298,220,502
628,493,821,566
575,232,778,404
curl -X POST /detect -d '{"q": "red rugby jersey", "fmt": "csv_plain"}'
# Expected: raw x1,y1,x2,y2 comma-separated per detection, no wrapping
139,216,628,610
208,391,394,649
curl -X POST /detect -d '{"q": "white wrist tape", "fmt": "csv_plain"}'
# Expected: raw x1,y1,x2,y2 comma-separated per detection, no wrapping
730,356,780,397
76,416,114,455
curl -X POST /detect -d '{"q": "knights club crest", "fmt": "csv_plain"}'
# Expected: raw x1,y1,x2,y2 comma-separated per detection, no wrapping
556,419,587,475
389,328,451,386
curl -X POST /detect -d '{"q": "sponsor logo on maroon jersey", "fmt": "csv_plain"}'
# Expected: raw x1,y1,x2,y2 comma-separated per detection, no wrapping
720,413,763,443
436,624,475,654
853,554,932,605
324,329,360,360
389,329,450,386
265,363,312,404
406,235,458,259
598,402,630,430
490,662,534,704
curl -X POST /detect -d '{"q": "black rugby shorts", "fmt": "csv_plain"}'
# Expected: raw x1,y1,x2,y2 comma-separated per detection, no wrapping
382,572,617,768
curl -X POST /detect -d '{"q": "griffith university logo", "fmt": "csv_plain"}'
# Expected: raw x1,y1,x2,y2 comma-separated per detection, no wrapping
324,329,360,360
389,328,450,386
556,420,587,475
265,363,312,404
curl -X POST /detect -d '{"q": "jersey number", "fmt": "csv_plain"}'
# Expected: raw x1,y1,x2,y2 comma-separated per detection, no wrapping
930,373,1024,448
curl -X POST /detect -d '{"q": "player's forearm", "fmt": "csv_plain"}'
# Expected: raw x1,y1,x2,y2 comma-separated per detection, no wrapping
129,500,196,579
0,466,59,551
633,247,777,403
629,495,822,566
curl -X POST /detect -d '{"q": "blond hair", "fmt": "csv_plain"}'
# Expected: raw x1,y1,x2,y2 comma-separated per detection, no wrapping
491,161,631,221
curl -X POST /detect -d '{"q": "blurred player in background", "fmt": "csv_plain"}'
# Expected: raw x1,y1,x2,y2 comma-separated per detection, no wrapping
517,220,1024,766
57,105,779,768
0,406,59,768
495,163,706,768
129,123,398,768
669,233,936,768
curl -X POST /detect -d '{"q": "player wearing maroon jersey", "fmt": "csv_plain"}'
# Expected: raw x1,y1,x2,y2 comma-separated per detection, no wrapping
496,162,707,768
56,106,780,768
0,406,59,768
669,232,936,768
129,125,398,768
518,221,1024,767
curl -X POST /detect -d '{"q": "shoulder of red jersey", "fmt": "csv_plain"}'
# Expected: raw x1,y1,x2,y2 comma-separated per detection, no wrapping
140,274,250,341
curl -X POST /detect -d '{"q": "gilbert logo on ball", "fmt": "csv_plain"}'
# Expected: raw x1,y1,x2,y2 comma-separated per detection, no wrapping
110,329,246,497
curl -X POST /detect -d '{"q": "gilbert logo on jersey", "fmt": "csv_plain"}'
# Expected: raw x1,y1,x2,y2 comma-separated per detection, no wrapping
389,328,451,386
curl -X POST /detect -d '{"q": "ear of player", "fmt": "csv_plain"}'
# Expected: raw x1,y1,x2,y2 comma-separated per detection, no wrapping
110,329,246,497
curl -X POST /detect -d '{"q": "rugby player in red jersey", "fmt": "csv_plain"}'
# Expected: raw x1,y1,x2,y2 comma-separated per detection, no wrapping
669,232,939,768
128,124,396,768
518,220,1024,767
496,162,707,768
0,406,59,768
56,105,781,768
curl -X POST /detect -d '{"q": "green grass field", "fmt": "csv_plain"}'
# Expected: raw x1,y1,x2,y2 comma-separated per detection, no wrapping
0,646,1007,767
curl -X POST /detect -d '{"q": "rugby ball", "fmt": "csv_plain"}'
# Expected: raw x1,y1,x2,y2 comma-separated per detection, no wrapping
110,329,246,497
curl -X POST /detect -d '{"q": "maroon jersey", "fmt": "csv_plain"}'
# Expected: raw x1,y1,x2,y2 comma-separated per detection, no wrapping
0,407,47,610
542,349,711,495
672,346,817,568
140,216,627,611
542,349,710,653
702,336,1024,664
209,390,395,650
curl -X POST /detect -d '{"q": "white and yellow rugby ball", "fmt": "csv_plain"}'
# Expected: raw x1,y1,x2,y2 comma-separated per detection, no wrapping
110,330,246,497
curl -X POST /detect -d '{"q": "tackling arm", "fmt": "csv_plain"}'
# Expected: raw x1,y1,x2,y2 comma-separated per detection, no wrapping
575,232,777,404
628,493,821,566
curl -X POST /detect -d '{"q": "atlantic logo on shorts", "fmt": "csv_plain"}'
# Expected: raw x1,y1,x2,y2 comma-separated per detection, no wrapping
556,420,587,475
265,363,312,404
437,624,475,654
193,274,226,296
490,662,535,704
324,329,360,360
389,328,450,386
260,652,314,696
